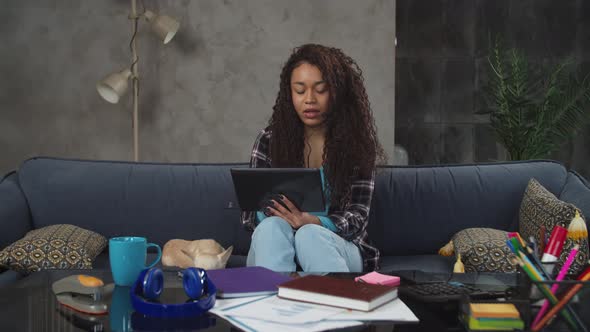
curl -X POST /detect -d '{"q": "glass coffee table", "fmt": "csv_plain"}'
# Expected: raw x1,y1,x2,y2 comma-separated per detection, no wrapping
1,269,403,332
4,268,581,332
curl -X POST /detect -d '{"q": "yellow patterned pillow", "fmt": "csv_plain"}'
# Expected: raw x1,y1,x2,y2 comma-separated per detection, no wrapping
439,228,517,273
519,178,589,275
0,224,107,274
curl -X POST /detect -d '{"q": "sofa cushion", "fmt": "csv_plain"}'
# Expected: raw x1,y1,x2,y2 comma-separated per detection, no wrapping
369,160,568,256
16,157,253,256
519,179,589,275
0,224,107,274
0,270,23,286
379,255,455,274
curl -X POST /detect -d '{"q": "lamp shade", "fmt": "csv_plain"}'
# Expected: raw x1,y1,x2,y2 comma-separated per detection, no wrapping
96,69,132,104
144,10,179,44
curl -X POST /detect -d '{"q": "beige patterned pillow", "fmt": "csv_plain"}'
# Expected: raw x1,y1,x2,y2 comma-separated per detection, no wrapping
519,178,589,275
451,228,517,273
0,224,107,274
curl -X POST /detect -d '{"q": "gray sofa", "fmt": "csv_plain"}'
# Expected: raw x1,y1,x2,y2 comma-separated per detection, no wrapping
1,157,589,285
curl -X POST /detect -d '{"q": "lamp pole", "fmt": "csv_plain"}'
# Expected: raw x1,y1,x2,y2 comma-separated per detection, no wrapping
131,0,139,162
97,2,179,162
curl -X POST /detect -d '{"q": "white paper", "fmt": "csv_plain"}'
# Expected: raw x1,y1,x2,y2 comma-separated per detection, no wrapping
219,295,346,324
327,298,419,322
213,295,268,311
223,314,363,332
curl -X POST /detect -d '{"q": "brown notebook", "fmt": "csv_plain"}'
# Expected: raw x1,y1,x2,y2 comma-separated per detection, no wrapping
277,275,398,311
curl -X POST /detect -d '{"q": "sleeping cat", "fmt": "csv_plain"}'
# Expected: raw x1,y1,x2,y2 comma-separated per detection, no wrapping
162,239,233,270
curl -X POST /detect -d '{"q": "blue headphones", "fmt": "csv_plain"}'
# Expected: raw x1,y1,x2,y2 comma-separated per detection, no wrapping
130,267,216,318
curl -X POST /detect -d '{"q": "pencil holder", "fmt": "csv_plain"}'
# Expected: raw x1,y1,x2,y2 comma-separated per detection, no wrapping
517,264,590,332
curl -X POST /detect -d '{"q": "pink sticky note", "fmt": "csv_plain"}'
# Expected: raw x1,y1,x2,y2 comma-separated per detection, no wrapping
354,272,400,287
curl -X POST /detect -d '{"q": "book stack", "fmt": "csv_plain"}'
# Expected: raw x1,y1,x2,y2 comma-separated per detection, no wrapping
465,303,524,331
277,275,398,311
209,272,419,332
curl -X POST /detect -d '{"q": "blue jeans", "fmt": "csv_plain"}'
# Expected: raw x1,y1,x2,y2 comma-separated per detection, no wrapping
246,216,363,272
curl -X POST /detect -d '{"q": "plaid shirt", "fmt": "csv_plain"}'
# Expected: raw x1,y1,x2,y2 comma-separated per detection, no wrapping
240,128,380,271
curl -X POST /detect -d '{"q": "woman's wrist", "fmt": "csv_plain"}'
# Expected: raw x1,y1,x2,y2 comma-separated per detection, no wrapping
310,216,321,226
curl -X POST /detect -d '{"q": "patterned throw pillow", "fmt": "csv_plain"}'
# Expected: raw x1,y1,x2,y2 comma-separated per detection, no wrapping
452,228,517,273
519,179,590,275
0,224,107,274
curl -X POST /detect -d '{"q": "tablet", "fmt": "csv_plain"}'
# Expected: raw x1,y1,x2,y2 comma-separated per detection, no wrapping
230,168,326,212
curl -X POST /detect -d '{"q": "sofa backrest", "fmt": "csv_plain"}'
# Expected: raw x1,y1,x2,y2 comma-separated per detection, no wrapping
559,171,590,222
15,158,577,259
368,160,569,256
17,157,253,256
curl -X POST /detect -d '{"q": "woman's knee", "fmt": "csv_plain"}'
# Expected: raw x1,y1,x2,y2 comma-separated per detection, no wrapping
294,224,330,248
252,216,292,239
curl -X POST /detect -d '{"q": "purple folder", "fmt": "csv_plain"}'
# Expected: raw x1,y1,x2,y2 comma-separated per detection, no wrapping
206,266,293,298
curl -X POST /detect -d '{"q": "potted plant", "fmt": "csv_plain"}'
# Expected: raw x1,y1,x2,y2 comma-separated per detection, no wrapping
482,40,590,160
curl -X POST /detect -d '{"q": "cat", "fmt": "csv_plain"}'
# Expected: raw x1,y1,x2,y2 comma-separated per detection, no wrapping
162,239,233,270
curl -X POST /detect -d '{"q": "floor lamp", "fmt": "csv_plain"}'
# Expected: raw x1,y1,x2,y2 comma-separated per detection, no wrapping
96,0,180,162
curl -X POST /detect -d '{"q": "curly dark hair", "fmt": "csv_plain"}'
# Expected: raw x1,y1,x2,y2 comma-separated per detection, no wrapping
268,44,386,208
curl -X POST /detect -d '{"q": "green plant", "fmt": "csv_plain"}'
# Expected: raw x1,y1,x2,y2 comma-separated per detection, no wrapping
483,40,590,160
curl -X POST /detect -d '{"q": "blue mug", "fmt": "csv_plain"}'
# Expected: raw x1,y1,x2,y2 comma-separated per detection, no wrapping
109,237,161,286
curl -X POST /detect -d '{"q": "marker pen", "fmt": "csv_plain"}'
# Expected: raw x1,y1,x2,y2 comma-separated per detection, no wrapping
541,225,568,275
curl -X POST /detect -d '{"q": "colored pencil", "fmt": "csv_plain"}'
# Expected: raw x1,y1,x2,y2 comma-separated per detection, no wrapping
509,237,525,256
508,232,526,247
505,239,516,253
539,225,546,253
509,236,551,280
522,241,551,279
529,236,540,257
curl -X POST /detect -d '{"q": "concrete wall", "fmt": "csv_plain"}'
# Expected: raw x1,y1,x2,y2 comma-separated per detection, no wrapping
395,0,590,179
0,0,396,174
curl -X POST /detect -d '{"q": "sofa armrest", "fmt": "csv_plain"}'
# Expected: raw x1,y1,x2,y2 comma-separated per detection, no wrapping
0,171,32,251
560,171,590,222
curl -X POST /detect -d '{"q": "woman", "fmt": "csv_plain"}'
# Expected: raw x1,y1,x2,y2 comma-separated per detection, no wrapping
241,44,385,272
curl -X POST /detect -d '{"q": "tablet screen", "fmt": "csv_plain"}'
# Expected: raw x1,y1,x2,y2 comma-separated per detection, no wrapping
230,168,326,212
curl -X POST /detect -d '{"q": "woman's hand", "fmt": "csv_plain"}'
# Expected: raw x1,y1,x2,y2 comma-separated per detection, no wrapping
267,195,320,229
